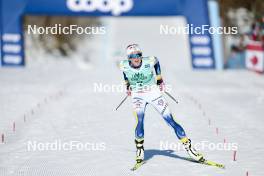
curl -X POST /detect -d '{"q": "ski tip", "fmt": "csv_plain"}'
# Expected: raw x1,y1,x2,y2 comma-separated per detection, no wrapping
219,165,226,169
130,161,146,171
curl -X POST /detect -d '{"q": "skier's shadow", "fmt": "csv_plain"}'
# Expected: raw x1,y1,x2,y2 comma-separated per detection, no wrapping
144,149,198,164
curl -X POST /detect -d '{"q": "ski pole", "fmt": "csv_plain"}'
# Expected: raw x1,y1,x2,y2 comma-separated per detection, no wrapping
164,91,179,104
115,95,129,111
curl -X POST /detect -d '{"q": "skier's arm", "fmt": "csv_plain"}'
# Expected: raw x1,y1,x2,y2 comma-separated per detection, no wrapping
123,72,130,90
154,57,164,85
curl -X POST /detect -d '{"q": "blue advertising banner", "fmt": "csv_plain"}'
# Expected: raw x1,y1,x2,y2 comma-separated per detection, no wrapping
0,0,215,68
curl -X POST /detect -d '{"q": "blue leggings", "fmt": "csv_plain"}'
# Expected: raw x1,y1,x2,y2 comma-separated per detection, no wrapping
132,95,186,140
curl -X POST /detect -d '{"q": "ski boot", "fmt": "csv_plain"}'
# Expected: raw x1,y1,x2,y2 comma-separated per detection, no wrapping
131,139,145,171
135,139,144,163
181,137,204,162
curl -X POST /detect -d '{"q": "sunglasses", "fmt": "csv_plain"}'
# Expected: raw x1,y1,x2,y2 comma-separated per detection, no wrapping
128,53,142,59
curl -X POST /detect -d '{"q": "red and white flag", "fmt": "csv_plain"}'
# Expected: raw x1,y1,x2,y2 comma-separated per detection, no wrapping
245,41,264,73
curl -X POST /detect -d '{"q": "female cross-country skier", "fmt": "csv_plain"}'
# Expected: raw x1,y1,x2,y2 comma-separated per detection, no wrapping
119,44,204,166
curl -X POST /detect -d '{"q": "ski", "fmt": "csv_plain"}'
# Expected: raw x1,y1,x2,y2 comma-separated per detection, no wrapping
201,159,225,169
130,161,146,171
186,157,225,169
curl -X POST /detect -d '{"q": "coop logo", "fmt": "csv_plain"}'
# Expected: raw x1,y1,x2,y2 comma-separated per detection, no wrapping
66,0,133,16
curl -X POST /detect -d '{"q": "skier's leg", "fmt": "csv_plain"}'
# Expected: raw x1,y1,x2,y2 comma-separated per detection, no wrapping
150,92,204,161
150,94,186,139
132,97,147,140
132,96,147,163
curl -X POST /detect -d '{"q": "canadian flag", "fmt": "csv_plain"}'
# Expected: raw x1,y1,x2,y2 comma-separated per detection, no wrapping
245,41,264,73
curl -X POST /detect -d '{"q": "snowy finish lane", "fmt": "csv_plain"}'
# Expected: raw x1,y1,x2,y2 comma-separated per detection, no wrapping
1,16,263,176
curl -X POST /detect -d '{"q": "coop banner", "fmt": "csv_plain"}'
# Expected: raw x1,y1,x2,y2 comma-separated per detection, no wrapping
0,0,215,68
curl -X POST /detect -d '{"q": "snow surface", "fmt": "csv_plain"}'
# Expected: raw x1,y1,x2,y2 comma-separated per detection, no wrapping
0,17,264,176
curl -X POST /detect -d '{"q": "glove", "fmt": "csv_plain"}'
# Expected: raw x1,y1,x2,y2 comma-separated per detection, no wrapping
126,86,132,96
157,77,164,92
159,82,165,92
127,89,131,96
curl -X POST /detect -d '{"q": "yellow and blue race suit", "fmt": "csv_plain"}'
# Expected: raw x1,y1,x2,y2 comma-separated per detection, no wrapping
119,56,187,141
